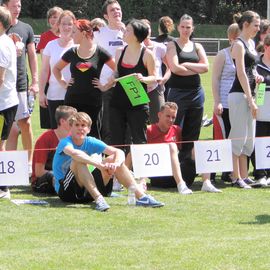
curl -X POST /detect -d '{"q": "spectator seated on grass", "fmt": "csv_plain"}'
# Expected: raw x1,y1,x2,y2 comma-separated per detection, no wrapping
52,112,164,211
147,102,221,193
31,105,77,194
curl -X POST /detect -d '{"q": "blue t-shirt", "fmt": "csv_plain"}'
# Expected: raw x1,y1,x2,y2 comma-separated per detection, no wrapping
52,136,106,193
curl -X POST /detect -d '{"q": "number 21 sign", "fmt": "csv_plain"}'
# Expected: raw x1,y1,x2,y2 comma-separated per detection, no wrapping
194,139,233,174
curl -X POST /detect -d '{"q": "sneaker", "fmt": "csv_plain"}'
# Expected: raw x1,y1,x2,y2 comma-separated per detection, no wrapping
243,177,255,184
232,179,252,189
201,181,222,193
177,182,193,195
95,197,110,212
0,188,11,199
257,177,268,187
266,177,270,186
112,176,123,192
136,194,165,208
202,118,213,127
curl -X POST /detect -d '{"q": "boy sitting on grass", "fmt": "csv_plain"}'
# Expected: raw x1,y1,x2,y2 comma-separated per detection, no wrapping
52,112,164,211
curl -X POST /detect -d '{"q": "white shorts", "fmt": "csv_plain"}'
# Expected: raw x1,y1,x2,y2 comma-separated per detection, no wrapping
15,92,31,121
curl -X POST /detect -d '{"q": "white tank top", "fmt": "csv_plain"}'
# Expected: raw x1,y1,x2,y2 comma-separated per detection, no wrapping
219,47,235,109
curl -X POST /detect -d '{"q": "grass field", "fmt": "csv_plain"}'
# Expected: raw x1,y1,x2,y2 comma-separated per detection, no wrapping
1,56,270,270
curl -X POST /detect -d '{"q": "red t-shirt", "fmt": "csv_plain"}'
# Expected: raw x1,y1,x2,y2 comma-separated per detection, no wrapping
31,129,59,184
36,30,58,53
147,124,182,148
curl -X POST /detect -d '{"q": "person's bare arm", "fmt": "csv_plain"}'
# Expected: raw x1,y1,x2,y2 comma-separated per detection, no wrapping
27,42,39,94
0,66,6,88
166,41,196,76
212,50,225,115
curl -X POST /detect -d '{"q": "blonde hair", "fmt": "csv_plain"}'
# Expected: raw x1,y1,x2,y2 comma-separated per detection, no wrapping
69,112,92,128
47,6,63,21
91,17,107,30
160,102,178,112
0,6,11,30
57,10,76,25
159,16,174,34
227,23,240,41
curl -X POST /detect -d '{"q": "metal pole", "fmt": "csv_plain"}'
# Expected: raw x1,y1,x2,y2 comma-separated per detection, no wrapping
268,0,270,20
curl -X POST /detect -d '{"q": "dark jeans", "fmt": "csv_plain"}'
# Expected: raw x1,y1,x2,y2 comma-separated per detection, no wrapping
40,82,51,129
168,87,204,161
109,106,148,149
65,102,102,139
100,90,113,144
48,100,64,129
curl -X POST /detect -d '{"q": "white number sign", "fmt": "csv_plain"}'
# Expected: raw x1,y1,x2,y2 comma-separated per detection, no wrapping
194,139,233,174
130,143,172,178
0,151,29,186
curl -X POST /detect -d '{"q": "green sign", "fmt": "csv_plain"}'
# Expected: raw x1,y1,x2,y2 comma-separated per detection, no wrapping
118,75,150,106
0,115,4,138
256,83,266,106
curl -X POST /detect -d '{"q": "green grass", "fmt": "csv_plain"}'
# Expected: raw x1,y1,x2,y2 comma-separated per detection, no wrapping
2,56,270,270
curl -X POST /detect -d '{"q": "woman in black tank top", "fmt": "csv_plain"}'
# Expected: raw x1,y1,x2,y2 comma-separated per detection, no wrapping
228,11,263,188
166,14,208,163
109,19,156,163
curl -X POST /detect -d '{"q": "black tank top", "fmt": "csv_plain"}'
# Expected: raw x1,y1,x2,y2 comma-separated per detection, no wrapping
229,38,258,96
111,46,149,110
168,40,201,89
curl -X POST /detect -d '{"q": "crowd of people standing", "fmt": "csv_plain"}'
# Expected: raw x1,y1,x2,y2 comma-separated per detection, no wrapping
1,0,270,210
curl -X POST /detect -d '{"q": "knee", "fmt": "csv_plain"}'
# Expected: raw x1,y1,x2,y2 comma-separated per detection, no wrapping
18,118,31,130
70,160,87,173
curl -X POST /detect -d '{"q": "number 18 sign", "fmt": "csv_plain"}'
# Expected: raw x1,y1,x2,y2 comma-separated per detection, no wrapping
130,143,172,178
194,139,233,174
0,151,29,186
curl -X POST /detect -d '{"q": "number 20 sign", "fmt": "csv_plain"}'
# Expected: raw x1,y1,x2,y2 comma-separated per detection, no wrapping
0,151,29,186
130,143,172,178
194,139,233,174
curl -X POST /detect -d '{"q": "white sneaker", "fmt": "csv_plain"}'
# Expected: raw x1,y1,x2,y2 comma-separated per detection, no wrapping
0,188,11,199
257,177,268,187
201,181,222,193
266,177,270,186
177,182,193,195
232,179,252,189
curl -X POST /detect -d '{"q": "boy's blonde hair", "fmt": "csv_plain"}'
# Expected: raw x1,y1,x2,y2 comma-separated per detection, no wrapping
69,112,92,128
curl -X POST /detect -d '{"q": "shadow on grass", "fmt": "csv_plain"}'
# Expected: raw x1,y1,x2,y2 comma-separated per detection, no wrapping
147,177,231,193
10,185,125,209
240,215,270,225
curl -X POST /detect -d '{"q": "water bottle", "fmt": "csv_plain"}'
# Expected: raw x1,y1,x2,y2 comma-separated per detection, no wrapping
28,92,35,113
127,184,136,206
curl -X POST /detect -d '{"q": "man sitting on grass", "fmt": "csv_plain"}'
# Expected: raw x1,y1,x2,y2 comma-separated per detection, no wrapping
52,112,164,211
147,102,221,193
31,105,77,194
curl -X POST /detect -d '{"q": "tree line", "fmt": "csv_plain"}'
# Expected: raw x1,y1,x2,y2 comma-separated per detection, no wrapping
21,0,266,24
